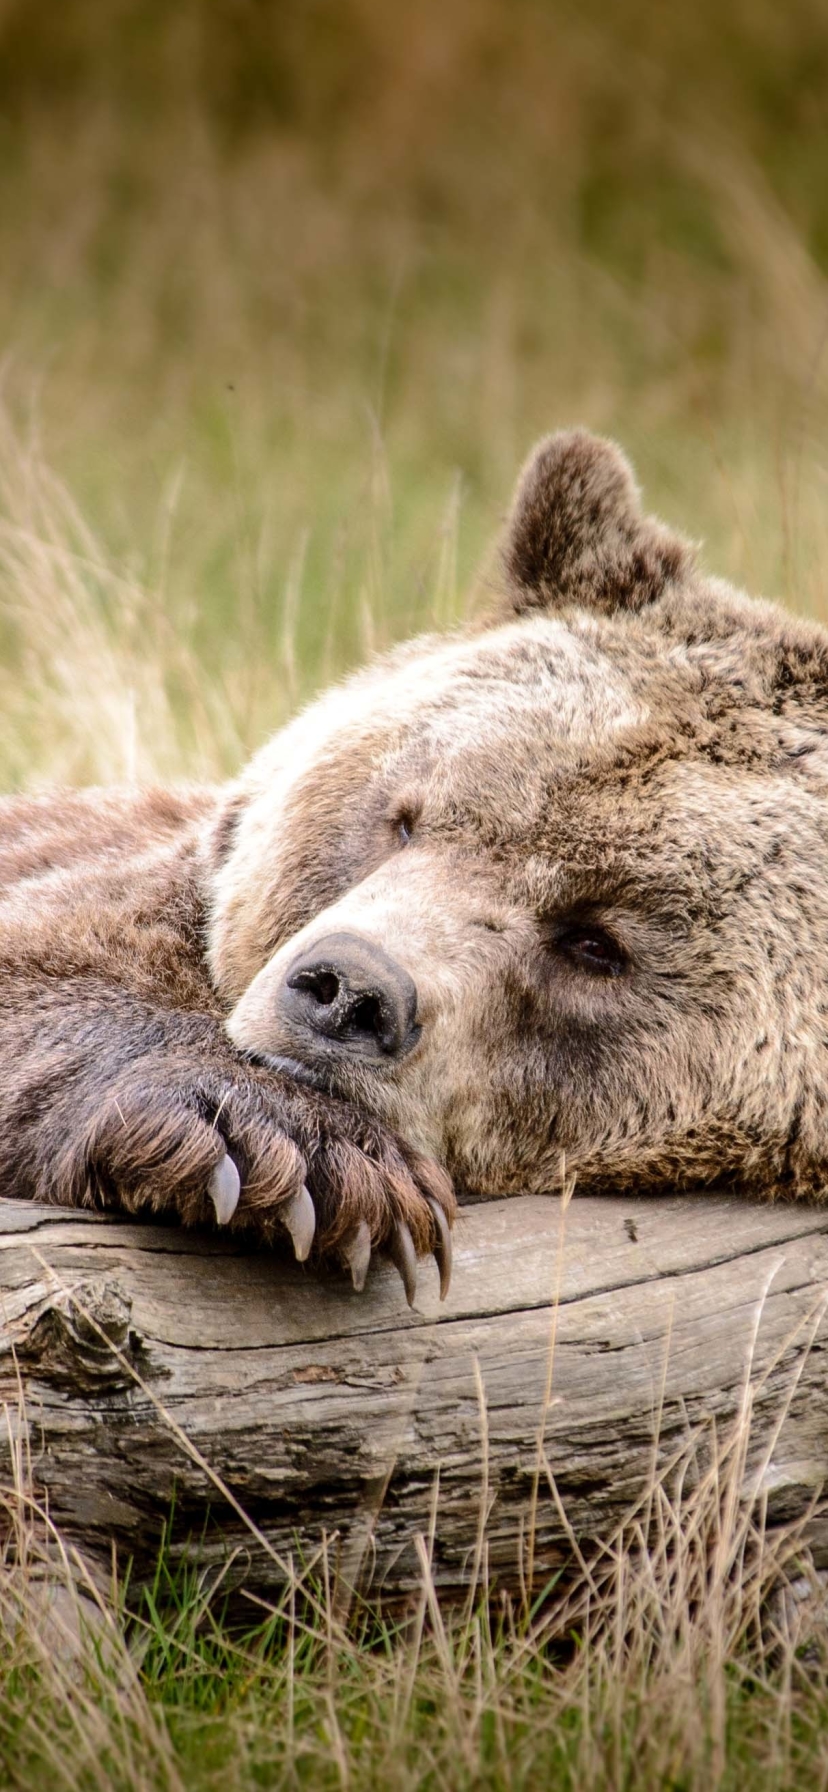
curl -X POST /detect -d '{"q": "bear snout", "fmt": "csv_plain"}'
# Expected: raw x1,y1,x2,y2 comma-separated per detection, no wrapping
277,931,421,1064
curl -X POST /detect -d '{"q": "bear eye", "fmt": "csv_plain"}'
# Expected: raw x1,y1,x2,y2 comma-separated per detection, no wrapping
554,924,628,977
392,809,416,846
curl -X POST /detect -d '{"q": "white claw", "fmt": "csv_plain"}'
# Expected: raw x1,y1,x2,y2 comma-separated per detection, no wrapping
282,1183,316,1262
390,1219,418,1309
208,1154,241,1226
343,1220,372,1293
426,1195,453,1301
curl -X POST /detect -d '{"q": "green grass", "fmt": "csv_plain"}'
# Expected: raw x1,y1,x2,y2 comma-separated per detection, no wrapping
2,1445,828,1792
3,2,828,1782
1,0,828,790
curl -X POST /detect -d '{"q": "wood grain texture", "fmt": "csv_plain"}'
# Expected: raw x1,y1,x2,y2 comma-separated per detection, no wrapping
2,1193,828,1609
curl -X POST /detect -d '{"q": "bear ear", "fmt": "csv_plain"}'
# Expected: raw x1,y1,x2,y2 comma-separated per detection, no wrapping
501,429,694,619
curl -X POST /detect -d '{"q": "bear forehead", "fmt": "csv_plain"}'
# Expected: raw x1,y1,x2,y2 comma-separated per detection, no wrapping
381,613,649,745
243,613,651,812
371,615,828,796
357,619,828,882
368,616,695,810
243,603,827,866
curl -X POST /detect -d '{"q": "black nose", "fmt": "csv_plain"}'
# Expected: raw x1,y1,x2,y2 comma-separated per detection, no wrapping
280,931,419,1061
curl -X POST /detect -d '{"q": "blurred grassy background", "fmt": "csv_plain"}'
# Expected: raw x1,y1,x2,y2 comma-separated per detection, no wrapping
0,0,827,787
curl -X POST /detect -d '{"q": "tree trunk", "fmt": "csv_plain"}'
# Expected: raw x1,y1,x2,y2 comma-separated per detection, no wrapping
2,1192,828,1613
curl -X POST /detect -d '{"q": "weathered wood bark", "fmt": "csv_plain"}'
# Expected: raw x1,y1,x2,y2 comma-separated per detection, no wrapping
2,1192,828,1611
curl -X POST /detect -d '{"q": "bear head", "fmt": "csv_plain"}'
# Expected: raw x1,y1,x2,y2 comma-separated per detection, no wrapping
206,431,828,1203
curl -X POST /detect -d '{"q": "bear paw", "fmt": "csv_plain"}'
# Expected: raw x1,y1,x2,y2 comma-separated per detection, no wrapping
75,1062,455,1306
297,1112,455,1306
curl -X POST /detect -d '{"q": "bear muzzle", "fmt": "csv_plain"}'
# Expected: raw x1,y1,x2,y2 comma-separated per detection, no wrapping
272,930,421,1066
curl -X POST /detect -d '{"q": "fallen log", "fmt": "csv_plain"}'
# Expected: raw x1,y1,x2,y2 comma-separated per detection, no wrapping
2,1191,828,1612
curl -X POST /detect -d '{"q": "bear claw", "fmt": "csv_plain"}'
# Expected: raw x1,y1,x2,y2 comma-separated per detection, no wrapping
343,1218,372,1291
281,1182,316,1260
208,1154,241,1226
389,1218,418,1308
425,1195,452,1300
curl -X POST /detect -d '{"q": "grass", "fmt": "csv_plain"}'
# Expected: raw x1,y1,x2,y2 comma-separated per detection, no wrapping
1,0,828,793
2,0,828,1782
2,1367,828,1792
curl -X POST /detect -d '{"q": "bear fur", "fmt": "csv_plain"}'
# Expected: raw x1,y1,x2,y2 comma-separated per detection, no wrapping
4,430,828,1295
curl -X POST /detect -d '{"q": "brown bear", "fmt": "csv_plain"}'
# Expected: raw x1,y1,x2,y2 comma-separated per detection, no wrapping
3,429,828,1305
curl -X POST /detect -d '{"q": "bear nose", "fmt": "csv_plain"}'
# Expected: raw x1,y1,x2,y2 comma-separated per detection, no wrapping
280,931,420,1061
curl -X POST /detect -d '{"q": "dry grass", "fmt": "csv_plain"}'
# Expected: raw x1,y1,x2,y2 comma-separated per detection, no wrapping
1,0,828,796
2,1352,828,1792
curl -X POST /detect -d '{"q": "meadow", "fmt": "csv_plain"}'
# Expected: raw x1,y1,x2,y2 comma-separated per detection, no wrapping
3,1390,828,1792
2,0,828,1783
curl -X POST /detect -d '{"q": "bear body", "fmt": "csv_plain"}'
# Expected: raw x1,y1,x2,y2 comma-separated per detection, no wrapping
4,431,828,1298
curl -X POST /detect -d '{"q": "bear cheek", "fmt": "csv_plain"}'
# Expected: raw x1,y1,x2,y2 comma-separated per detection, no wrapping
225,955,289,1061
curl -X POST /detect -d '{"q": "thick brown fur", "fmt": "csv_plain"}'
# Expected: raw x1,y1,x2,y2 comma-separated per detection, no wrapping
5,429,828,1272
0,789,451,1258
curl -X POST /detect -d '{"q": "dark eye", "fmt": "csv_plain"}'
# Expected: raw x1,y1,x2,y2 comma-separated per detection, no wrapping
555,925,628,977
394,811,415,846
